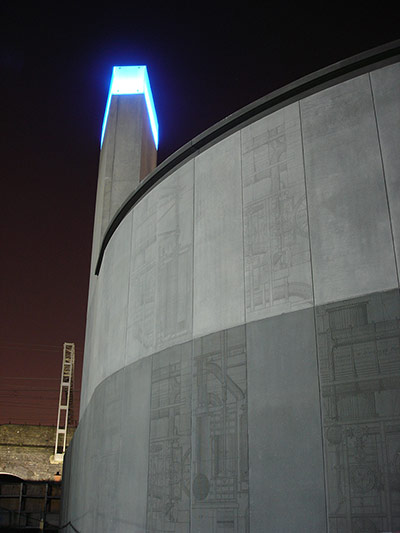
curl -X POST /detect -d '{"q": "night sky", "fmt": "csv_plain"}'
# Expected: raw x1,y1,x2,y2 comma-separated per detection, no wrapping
1,4,398,426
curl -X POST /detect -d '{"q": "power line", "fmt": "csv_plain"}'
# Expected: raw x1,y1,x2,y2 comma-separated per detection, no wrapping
0,342,83,352
0,388,80,392
0,404,58,410
0,377,59,380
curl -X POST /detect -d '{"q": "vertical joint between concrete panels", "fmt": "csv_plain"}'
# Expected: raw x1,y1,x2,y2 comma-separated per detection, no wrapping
191,160,196,347
239,129,251,525
369,73,400,287
192,157,198,339
239,129,247,326
189,159,196,533
114,376,124,531
298,100,316,309
114,216,135,530
123,214,134,371
145,354,154,531
189,341,194,533
298,99,329,531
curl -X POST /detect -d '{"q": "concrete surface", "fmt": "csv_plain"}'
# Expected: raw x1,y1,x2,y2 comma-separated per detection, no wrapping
370,63,400,282
316,289,400,533
247,309,327,532
63,57,400,531
193,133,244,337
241,103,313,322
301,73,397,305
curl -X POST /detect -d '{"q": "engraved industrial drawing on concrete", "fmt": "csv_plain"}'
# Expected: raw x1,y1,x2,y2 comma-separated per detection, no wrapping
128,192,158,359
241,105,312,322
146,343,192,532
192,326,249,532
127,164,193,363
316,290,400,533
155,167,193,351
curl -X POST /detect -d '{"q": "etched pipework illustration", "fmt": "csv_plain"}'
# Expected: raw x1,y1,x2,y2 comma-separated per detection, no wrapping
192,326,249,532
316,290,400,532
128,193,158,355
155,172,193,351
128,168,193,360
146,344,192,533
241,106,312,321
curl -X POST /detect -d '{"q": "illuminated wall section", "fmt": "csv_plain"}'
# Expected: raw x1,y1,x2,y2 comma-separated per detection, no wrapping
62,46,400,533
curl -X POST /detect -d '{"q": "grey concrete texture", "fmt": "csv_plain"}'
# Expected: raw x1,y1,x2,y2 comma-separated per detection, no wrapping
66,326,249,532
63,359,152,533
301,73,398,305
82,65,400,416
370,63,400,281
66,290,400,532
193,133,245,337
80,212,134,411
192,327,249,532
68,60,400,530
126,160,194,365
241,103,313,322
96,212,133,382
80,62,400,415
60,434,72,527
316,288,400,532
147,342,192,532
78,275,99,413
247,308,327,532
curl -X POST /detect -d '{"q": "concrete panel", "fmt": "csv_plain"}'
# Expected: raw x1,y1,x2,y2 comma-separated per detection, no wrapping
146,343,192,532
301,74,398,305
94,212,133,392
126,189,158,362
68,417,98,532
247,309,327,532
315,289,400,532
66,425,80,529
65,397,96,532
126,161,194,364
75,398,96,532
193,133,244,337
241,103,313,322
154,164,194,352
115,357,152,533
60,435,73,527
80,274,101,415
92,370,124,533
192,327,249,532
370,64,400,283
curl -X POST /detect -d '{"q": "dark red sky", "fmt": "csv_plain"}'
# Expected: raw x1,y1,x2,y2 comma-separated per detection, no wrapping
1,4,398,426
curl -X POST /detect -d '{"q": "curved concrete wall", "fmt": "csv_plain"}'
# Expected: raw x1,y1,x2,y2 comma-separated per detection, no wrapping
62,58,400,532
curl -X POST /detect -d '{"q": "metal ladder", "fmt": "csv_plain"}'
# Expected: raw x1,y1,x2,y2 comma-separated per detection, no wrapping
54,342,75,462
